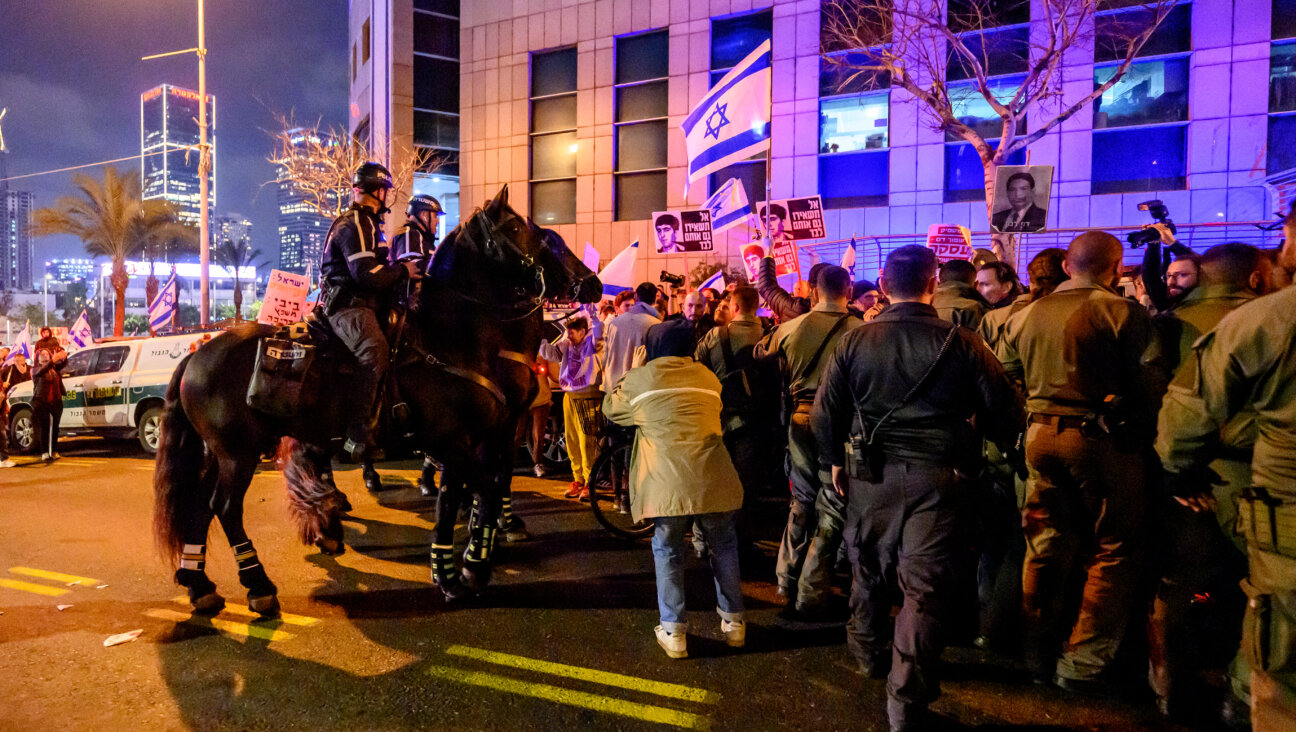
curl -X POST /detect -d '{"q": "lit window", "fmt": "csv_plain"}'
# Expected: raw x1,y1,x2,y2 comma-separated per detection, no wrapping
614,30,669,221
820,93,889,153
1093,58,1189,128
530,48,578,225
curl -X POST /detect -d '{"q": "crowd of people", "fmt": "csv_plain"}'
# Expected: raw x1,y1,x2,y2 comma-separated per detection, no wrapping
0,326,69,467
527,212,1296,732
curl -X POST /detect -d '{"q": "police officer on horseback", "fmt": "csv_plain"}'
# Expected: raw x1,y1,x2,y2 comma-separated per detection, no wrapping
390,193,444,312
320,161,422,461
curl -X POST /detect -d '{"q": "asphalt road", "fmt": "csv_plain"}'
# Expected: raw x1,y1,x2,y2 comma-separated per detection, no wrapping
0,436,1190,731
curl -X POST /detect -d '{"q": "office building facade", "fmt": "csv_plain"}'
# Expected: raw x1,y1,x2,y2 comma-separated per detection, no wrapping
454,0,1295,281
275,129,335,276
349,0,462,240
215,214,253,247
44,258,97,286
1,189,35,291
140,84,216,228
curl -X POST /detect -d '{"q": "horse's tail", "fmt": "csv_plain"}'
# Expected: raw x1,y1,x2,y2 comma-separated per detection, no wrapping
153,352,204,565
278,437,341,545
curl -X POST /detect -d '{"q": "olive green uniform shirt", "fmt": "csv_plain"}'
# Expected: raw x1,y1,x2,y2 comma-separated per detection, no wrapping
754,303,862,401
999,280,1154,421
933,281,989,331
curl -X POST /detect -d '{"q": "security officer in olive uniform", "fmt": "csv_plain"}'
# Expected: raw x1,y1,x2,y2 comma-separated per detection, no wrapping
999,231,1154,693
1147,243,1272,723
320,162,421,461
1159,206,1296,731
755,266,861,614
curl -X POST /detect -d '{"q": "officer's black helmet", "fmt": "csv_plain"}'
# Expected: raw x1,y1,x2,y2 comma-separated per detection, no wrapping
407,194,444,219
353,162,394,194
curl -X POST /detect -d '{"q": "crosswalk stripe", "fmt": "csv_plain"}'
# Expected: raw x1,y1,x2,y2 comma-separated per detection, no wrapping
0,578,71,597
145,608,296,642
445,644,718,704
10,567,102,585
169,595,320,626
426,665,711,730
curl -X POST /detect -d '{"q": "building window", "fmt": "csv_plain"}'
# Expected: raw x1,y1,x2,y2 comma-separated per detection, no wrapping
1278,0,1296,41
946,140,1026,203
414,0,459,17
819,92,889,208
942,78,1027,202
1090,3,1191,194
614,30,668,221
708,11,772,197
530,47,578,225
351,44,356,82
414,13,459,58
1270,15,1296,172
362,18,371,63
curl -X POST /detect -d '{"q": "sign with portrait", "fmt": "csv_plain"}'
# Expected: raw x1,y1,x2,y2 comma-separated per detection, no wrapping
651,209,714,253
257,269,311,326
756,195,826,243
990,165,1054,233
926,224,974,263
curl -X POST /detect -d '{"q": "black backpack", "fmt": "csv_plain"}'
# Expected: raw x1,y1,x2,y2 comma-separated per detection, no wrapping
717,325,780,425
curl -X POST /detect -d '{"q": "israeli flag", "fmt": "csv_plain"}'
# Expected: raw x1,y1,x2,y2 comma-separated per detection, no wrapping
4,323,31,365
842,236,857,278
703,177,752,235
68,311,94,350
148,273,179,333
699,269,726,292
682,40,772,192
598,240,639,297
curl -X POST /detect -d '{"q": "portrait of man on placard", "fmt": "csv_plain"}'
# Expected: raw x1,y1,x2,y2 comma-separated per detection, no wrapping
654,213,681,254
741,242,766,281
991,165,1053,234
757,202,792,247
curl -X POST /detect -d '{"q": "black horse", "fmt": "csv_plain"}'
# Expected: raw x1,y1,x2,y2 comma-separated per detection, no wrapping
153,186,600,615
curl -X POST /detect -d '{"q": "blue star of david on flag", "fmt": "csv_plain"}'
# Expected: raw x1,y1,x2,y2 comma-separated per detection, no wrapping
704,103,730,140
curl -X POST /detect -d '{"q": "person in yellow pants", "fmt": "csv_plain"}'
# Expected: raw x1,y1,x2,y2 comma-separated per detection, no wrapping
540,311,603,500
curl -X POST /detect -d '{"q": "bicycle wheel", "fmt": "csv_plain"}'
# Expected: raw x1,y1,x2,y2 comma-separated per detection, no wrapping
587,440,654,540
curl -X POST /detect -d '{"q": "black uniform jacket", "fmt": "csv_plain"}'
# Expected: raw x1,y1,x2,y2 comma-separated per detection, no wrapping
320,203,408,295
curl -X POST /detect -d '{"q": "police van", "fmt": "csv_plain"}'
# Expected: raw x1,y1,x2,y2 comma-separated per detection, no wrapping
5,333,210,455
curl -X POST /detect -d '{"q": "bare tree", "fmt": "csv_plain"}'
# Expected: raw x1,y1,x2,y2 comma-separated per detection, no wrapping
266,112,448,220
822,0,1175,226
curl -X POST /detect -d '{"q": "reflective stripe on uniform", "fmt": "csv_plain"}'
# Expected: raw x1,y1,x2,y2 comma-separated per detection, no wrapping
348,250,375,262
629,387,722,407
353,211,371,251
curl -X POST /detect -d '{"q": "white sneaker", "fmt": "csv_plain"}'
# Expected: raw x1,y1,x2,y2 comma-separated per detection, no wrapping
721,618,746,648
0,459,15,468
654,625,687,659
40,453,52,462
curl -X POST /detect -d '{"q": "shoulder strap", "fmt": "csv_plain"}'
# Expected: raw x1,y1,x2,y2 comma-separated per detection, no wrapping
804,314,851,379
718,324,736,372
858,324,960,442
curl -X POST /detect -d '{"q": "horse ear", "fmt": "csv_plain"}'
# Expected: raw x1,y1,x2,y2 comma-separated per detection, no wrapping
487,185,509,216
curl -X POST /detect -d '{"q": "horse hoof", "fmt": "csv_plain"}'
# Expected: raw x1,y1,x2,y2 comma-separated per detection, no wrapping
191,591,226,615
462,562,491,592
418,481,436,497
335,491,353,514
500,521,531,543
316,536,346,556
433,575,472,602
248,594,281,618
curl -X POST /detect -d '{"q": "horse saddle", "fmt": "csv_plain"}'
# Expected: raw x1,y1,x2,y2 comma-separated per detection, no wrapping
245,309,355,418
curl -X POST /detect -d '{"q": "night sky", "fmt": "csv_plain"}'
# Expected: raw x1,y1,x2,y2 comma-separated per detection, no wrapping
0,0,348,268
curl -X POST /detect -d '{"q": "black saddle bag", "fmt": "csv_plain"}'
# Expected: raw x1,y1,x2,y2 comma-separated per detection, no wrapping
246,337,318,417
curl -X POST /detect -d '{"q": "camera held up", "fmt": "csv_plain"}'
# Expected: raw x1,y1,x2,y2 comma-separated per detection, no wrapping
1126,199,1176,248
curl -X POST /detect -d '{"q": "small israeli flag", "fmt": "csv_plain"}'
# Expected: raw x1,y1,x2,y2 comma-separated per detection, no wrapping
842,236,857,279
598,240,639,297
682,40,772,192
703,177,753,235
68,311,94,350
148,273,179,333
4,322,31,364
699,269,726,292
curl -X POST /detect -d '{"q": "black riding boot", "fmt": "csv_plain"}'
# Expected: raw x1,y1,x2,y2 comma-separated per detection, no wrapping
418,455,439,496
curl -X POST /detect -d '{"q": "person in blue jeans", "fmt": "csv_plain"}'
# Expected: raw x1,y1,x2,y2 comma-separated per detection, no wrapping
603,318,745,659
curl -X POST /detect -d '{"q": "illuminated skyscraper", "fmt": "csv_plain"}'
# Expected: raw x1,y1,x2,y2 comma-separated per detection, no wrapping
215,214,253,246
140,84,216,227
1,189,34,291
276,128,333,276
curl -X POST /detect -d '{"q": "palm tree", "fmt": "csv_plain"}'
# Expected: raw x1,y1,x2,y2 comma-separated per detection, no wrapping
213,238,266,321
30,167,190,336
138,216,198,310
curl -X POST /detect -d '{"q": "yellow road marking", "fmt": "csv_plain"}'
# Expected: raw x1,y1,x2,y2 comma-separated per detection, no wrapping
0,578,71,597
426,665,711,730
145,609,296,642
445,644,718,704
10,567,102,585
169,595,320,626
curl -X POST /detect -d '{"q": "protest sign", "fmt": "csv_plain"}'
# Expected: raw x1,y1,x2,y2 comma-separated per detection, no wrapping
926,224,974,263
257,269,311,326
651,209,714,253
756,195,826,242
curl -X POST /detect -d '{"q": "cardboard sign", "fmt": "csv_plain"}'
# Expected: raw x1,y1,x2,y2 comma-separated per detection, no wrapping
926,224,974,263
740,242,767,281
651,209,714,253
257,269,311,326
990,165,1054,233
769,236,801,278
757,195,826,242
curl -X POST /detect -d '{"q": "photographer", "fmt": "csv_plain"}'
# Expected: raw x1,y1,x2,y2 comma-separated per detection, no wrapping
1132,202,1198,313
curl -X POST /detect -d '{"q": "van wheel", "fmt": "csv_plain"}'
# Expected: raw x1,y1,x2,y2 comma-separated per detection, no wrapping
138,406,163,454
10,408,36,455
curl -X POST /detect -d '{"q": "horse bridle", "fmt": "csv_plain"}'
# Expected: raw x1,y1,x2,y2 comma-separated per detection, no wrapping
440,209,547,321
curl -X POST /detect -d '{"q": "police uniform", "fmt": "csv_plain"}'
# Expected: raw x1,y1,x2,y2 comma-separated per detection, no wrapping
1158,285,1296,731
812,301,1022,730
1149,284,1259,715
320,201,410,451
754,303,861,607
999,278,1154,685
390,218,435,311
932,280,989,330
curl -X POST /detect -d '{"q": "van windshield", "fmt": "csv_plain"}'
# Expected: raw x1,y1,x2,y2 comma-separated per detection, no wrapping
62,350,94,378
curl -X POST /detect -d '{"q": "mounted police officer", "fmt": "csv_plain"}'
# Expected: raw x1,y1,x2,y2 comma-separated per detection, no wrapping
320,161,422,462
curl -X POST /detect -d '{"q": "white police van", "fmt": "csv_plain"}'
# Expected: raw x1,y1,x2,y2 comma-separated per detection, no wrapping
6,333,210,455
